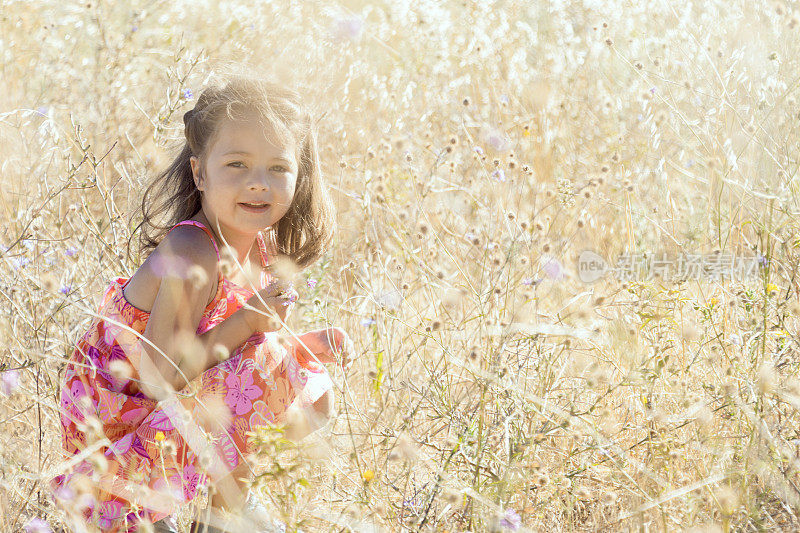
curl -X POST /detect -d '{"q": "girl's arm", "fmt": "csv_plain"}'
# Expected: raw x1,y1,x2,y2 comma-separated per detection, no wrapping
135,228,261,400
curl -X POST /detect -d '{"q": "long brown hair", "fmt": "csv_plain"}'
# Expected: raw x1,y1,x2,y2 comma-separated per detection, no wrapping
131,75,335,269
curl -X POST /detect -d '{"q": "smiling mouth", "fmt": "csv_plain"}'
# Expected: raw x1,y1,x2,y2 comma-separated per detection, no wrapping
238,202,270,212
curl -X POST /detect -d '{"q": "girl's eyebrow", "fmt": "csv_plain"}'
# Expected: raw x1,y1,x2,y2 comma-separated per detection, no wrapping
222,150,295,164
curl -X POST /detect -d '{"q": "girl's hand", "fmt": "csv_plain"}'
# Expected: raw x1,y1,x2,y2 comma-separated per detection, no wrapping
290,327,354,369
243,279,299,332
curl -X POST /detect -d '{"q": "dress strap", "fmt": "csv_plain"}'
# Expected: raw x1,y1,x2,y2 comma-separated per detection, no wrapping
166,220,221,261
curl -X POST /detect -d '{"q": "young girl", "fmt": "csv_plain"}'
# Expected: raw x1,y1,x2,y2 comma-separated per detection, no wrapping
49,75,352,533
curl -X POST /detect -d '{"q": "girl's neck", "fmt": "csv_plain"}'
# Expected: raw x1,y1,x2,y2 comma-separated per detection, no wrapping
192,210,259,264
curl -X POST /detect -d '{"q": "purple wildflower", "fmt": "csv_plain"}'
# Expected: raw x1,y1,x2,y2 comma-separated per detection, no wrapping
11,257,29,269
0,370,19,396
36,106,49,117
59,285,71,295
307,278,318,288
485,129,512,151
541,256,566,280
473,146,484,156
182,88,193,100
23,518,52,533
52,482,75,502
521,277,537,286
492,169,506,182
361,318,377,327
332,15,364,41
65,247,79,257
650,87,656,94
499,508,521,530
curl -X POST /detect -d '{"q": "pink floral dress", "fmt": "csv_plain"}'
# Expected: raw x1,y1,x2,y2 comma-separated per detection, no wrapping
49,221,332,532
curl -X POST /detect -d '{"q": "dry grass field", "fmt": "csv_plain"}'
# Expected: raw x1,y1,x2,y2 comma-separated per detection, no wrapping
3,0,800,531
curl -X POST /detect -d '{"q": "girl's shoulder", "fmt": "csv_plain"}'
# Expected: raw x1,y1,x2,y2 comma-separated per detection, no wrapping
123,223,220,312
153,223,220,273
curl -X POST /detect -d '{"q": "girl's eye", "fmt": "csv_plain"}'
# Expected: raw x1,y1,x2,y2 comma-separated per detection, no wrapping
228,161,245,168
271,165,290,173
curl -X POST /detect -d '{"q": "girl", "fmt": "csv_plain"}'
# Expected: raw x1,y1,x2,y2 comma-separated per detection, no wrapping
49,75,352,533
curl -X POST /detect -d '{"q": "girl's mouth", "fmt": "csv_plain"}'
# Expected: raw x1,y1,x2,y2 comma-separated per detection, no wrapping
238,202,270,213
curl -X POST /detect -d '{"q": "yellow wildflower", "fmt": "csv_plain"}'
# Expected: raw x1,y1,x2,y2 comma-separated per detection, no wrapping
154,431,165,442
362,470,375,483
766,283,779,294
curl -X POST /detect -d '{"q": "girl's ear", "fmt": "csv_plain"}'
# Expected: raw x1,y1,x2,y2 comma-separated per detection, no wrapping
190,155,204,191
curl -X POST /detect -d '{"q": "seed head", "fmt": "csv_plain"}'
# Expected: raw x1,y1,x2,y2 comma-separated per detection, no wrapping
600,491,617,505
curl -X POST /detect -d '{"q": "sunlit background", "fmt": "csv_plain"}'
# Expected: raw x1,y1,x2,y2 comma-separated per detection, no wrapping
2,0,800,530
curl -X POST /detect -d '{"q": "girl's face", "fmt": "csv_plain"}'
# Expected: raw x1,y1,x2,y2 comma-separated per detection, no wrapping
190,117,298,239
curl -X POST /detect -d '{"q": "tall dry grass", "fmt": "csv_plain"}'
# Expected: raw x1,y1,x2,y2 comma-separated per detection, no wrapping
2,0,800,531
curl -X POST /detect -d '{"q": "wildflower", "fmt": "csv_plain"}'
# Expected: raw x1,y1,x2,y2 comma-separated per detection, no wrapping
23,517,52,533
361,318,377,327
35,107,49,117
65,246,78,257
362,470,374,483
11,257,31,270
498,508,521,530
154,431,165,442
332,14,364,41
485,129,512,152
473,146,485,156
766,283,779,295
0,370,20,396
281,288,298,307
182,88,193,100
492,169,506,182
541,256,565,280
307,278,318,288
59,285,71,295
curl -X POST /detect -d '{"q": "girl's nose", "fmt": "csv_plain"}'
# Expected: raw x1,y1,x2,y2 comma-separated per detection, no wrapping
247,169,270,191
